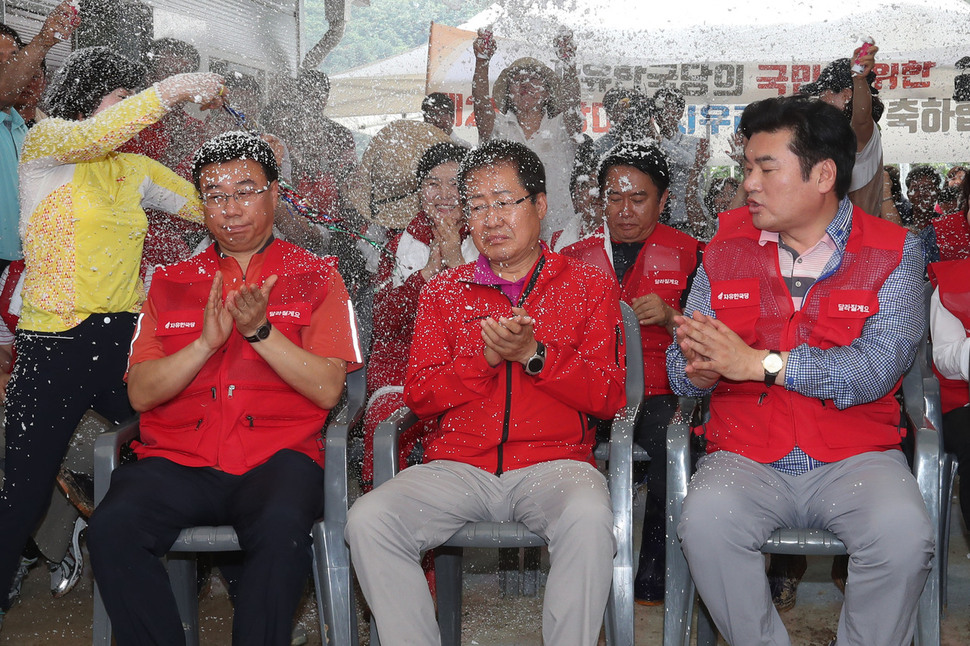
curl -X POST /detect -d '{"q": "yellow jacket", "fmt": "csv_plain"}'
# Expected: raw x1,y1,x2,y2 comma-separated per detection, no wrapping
18,87,203,332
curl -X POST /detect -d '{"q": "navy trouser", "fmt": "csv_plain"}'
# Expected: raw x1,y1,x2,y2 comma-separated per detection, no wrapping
88,450,325,646
0,313,136,610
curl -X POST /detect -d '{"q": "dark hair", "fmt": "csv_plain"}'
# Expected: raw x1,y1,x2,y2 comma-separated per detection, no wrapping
653,87,685,116
0,23,25,49
597,141,671,194
149,37,200,73
457,139,545,200
738,95,856,199
421,92,455,115
704,176,740,217
905,165,942,190
226,72,262,99
191,131,280,191
45,47,145,120
297,69,330,97
416,142,466,185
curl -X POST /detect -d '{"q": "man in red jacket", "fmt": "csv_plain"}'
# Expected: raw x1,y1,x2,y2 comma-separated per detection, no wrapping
670,96,933,646
87,132,362,645
346,140,627,646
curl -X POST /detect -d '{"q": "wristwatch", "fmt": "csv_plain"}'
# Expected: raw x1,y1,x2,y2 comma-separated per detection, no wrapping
244,321,272,343
523,341,546,376
762,350,783,387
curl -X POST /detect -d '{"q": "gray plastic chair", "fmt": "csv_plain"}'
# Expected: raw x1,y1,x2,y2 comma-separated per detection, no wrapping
91,368,366,646
663,281,943,646
367,301,644,646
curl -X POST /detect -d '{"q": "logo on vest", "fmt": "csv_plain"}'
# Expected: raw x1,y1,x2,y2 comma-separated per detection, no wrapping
269,309,301,319
836,303,871,314
164,320,197,330
716,291,750,302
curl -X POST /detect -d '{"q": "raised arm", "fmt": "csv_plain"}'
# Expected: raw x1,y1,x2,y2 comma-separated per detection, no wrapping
555,30,582,138
471,31,497,141
0,1,77,109
850,43,878,153
21,74,224,166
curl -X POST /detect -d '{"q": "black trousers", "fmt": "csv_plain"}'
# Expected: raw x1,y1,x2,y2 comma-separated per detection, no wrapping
87,450,326,646
0,313,136,609
633,395,679,594
942,405,970,531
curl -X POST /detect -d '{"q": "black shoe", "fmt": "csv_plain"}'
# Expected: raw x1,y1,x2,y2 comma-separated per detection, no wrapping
634,492,665,605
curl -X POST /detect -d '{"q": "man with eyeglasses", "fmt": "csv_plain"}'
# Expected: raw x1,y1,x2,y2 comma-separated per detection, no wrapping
87,131,362,645
346,139,626,646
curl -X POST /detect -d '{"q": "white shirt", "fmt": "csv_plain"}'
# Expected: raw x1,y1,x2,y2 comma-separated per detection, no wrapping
850,124,882,192
492,110,579,241
930,286,970,382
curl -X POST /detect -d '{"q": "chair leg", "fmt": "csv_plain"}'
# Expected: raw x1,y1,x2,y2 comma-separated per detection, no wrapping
167,552,200,646
312,521,358,646
91,581,112,646
522,546,540,597
696,600,718,646
498,547,520,597
435,546,464,646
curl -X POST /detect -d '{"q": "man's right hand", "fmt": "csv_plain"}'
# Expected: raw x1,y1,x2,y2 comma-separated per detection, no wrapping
37,1,80,49
197,271,233,353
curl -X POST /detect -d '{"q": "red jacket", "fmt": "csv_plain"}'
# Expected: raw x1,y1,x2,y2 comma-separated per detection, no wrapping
931,210,970,262
928,259,970,413
404,250,627,474
129,240,361,474
561,223,701,396
703,206,907,463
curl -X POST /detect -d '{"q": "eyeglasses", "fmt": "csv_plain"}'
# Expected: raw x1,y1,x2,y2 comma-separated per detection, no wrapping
202,184,270,209
466,194,534,219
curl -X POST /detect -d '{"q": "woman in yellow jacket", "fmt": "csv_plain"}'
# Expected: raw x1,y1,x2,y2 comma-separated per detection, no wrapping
0,46,225,624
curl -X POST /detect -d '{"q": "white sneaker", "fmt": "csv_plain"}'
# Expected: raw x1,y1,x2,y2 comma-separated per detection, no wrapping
50,518,86,599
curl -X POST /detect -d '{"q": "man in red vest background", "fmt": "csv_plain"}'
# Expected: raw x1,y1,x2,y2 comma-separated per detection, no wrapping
669,95,933,646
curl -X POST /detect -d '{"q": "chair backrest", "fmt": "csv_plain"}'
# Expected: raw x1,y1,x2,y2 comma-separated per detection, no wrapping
619,301,645,410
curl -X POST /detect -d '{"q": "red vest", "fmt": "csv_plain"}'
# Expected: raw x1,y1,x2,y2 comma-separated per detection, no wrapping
928,259,970,413
134,242,336,474
703,206,907,463
561,224,701,396
931,211,970,262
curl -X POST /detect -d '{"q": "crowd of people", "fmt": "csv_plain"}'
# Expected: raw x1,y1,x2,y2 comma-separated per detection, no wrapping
0,3,968,646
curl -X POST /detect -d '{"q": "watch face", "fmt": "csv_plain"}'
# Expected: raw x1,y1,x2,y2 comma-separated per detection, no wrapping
256,324,271,340
527,356,543,373
763,352,783,373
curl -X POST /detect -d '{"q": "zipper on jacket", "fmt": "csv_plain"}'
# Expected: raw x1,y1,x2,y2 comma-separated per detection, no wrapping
578,411,587,444
496,362,513,475
247,415,254,428
211,387,217,400
615,324,622,366
491,254,546,476
228,385,235,399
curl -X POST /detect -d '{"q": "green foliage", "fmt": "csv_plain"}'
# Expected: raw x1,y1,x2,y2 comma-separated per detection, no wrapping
303,0,489,73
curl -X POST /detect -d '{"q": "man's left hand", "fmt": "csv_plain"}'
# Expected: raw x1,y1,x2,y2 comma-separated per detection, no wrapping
675,311,763,382
632,293,674,328
481,306,538,366
226,274,279,337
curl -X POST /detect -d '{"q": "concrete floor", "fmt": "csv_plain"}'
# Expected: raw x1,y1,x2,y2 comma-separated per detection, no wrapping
3,495,970,645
